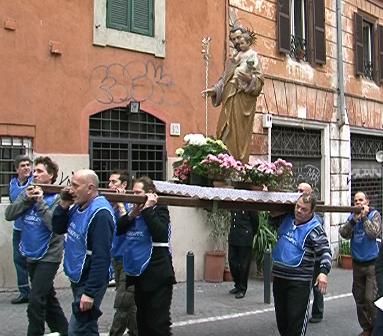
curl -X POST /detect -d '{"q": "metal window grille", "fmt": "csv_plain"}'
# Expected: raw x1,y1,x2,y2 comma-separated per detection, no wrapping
89,107,166,188
0,137,33,199
271,126,322,197
351,134,383,214
351,134,382,160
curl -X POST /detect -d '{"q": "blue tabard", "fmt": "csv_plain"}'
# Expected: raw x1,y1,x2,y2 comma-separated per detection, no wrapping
272,215,321,268
350,210,380,262
111,203,133,259
19,193,57,260
64,196,115,283
9,175,33,230
123,215,153,276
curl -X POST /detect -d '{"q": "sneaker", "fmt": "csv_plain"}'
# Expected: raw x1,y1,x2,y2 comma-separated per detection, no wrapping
309,316,323,323
229,287,240,294
44,333,61,336
11,294,29,304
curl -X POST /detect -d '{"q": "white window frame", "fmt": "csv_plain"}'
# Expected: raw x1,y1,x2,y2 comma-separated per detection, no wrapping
290,0,307,38
93,0,166,57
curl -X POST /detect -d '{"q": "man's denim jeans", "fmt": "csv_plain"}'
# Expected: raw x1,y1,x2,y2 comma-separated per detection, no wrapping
68,283,108,336
13,229,30,297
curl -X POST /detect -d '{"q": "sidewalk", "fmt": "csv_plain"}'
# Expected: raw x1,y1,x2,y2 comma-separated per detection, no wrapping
0,267,353,335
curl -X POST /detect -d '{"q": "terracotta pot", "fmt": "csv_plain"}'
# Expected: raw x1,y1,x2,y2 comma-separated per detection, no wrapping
212,180,234,188
339,255,353,269
204,250,225,282
223,267,233,282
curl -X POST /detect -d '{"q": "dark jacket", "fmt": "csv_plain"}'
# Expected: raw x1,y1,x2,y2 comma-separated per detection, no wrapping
228,210,259,247
376,244,383,298
117,204,176,292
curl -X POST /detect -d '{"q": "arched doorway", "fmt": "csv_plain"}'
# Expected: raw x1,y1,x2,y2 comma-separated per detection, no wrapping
89,106,166,187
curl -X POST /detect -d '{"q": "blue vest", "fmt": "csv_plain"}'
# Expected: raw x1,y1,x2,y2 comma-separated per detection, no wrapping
350,210,380,262
272,215,321,268
19,193,57,260
111,203,133,259
123,215,153,276
9,175,33,230
64,196,115,283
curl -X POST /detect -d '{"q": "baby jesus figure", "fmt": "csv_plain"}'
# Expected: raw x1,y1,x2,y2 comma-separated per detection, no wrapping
231,32,259,92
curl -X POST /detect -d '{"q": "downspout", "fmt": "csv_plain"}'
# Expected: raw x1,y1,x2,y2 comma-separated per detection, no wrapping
336,0,347,127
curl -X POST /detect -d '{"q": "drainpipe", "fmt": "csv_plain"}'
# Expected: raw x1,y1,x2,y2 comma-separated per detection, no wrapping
336,0,347,127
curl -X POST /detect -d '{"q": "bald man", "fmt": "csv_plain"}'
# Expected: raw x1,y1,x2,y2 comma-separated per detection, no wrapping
52,169,115,336
297,182,325,323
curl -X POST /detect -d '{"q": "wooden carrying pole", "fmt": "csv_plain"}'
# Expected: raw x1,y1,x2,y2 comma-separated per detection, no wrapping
35,184,358,213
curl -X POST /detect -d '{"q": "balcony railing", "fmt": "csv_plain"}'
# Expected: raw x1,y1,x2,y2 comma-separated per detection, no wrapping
290,35,307,62
364,61,374,80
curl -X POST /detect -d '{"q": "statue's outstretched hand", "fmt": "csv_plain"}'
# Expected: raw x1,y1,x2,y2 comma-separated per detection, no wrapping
201,87,215,97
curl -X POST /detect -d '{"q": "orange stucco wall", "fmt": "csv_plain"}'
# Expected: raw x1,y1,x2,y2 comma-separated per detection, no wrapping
0,0,227,155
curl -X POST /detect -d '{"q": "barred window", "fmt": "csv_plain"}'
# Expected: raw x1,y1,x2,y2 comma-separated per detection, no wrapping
0,137,33,199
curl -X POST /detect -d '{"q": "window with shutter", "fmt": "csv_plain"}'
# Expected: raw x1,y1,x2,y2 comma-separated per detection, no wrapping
313,0,326,64
107,0,129,31
354,13,364,76
106,0,154,37
94,0,165,57
278,0,291,54
379,25,383,83
131,0,154,37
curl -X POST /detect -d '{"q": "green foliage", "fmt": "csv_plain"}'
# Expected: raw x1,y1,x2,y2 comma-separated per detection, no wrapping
339,239,351,255
253,211,277,271
206,208,231,251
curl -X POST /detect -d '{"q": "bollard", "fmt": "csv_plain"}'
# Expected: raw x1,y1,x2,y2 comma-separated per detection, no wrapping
263,248,272,304
186,251,195,314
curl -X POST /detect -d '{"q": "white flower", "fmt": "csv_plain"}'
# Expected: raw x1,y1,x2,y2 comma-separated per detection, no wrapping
175,148,184,156
184,133,207,146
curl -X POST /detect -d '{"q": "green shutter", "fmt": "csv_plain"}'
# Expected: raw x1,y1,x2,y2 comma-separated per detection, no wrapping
107,0,130,32
130,0,154,37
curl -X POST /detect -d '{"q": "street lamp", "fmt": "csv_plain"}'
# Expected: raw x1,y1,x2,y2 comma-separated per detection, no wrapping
375,150,383,215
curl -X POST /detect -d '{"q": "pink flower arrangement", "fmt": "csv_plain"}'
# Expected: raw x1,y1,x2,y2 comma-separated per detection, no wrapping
173,160,192,182
243,158,293,189
198,153,244,180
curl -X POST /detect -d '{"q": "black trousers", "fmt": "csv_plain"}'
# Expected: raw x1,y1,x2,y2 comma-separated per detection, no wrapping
311,261,324,318
228,245,252,293
135,284,173,336
27,261,68,336
273,277,311,336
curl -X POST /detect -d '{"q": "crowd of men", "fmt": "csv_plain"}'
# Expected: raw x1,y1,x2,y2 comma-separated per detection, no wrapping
5,155,174,336
4,154,383,336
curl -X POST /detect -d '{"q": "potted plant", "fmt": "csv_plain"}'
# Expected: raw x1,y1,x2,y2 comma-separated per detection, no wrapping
197,153,244,187
252,211,277,277
173,134,228,185
204,208,231,282
338,239,352,269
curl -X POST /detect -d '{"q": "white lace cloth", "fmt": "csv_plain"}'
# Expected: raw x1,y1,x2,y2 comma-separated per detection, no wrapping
154,181,300,204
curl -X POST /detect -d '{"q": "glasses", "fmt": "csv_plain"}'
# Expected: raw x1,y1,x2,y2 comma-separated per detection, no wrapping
297,189,305,193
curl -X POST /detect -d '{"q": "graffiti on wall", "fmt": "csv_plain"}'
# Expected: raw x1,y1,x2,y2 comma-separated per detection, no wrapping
57,171,73,186
89,60,180,106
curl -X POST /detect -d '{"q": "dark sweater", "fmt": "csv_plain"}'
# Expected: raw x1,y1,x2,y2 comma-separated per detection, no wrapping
52,204,114,298
271,214,332,282
117,204,176,291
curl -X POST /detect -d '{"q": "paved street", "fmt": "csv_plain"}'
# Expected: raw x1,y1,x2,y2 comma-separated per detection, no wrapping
0,267,363,336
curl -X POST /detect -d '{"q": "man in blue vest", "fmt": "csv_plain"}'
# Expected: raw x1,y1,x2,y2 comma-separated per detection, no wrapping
339,191,382,336
108,170,138,336
271,193,332,336
297,182,325,324
8,154,33,304
5,156,68,336
52,169,115,336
